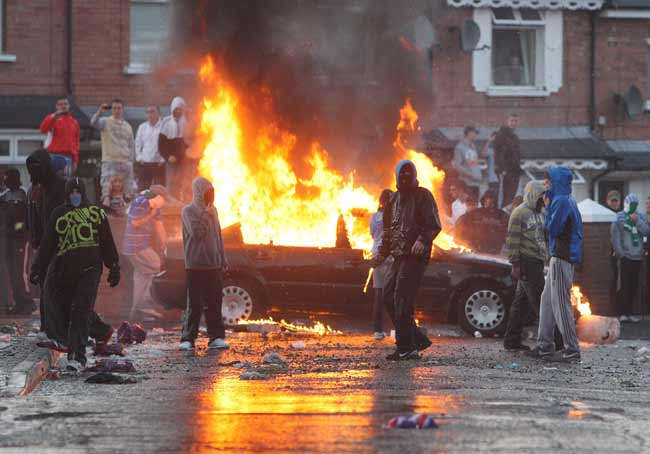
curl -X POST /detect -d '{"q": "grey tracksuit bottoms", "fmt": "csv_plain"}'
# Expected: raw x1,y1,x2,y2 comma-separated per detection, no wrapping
536,257,580,353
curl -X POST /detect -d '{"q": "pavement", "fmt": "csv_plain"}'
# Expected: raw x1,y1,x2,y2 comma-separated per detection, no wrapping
0,317,649,453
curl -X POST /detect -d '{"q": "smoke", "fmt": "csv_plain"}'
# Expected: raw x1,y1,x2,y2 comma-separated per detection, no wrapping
173,0,434,185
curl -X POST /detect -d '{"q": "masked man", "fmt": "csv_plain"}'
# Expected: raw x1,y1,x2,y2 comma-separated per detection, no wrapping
377,160,441,360
31,178,120,370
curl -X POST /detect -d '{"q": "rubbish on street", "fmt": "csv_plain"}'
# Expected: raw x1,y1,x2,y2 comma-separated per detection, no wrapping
263,352,287,365
85,359,136,373
576,315,620,344
383,414,439,429
637,355,650,364
233,361,253,369
290,341,306,349
117,322,147,344
543,367,559,371
150,327,166,335
0,334,11,342
474,331,482,338
46,369,61,380
638,346,649,355
85,372,138,384
0,325,16,334
239,371,270,380
0,341,10,350
94,343,126,357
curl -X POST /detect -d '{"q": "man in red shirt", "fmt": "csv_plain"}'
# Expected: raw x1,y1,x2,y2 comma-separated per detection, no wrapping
39,98,80,174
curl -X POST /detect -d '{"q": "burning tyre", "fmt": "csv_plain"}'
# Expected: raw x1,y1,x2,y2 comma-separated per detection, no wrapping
221,277,264,326
457,283,507,336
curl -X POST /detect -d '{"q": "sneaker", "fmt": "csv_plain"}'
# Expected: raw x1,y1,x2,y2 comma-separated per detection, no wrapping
179,341,194,351
524,346,554,359
416,336,433,352
36,331,48,341
544,349,581,363
65,360,83,373
37,340,68,353
386,349,420,361
629,315,642,323
619,315,629,322
374,332,386,340
504,342,531,351
208,338,229,349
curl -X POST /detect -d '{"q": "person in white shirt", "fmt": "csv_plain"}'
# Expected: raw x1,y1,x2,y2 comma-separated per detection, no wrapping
449,182,468,226
134,105,165,192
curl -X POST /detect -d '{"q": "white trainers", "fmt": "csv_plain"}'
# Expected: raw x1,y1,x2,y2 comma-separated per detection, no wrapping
66,360,82,373
208,338,229,349
36,331,48,341
374,332,386,340
179,341,194,351
629,315,642,323
619,315,629,322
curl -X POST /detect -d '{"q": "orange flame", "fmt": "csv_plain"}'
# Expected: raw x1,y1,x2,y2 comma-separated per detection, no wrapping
196,56,467,253
571,286,592,317
237,317,342,335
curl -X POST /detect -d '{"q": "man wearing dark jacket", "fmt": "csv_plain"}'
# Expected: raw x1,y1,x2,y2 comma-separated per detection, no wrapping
527,167,583,363
378,160,441,360
31,178,120,369
494,113,522,207
454,189,508,254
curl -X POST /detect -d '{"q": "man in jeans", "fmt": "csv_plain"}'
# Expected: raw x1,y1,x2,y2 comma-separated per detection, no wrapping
377,160,441,360
134,105,165,191
39,97,80,175
527,167,583,362
123,187,167,320
91,99,135,201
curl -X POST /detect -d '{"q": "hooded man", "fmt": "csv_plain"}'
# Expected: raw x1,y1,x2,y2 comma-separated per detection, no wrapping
611,194,650,323
31,177,120,370
377,160,441,360
179,176,229,350
527,167,583,363
159,96,189,200
0,169,33,314
494,113,522,207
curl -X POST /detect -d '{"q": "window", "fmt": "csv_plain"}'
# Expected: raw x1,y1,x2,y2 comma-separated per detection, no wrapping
0,0,15,62
0,139,9,157
472,9,563,96
0,131,46,164
126,0,171,74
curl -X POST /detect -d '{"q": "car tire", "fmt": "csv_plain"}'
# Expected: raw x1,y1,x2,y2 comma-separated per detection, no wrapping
221,276,265,326
456,282,507,337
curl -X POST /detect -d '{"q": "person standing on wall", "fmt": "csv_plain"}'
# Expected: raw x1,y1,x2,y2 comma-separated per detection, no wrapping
159,97,189,200
494,112,522,208
39,97,80,176
134,105,165,192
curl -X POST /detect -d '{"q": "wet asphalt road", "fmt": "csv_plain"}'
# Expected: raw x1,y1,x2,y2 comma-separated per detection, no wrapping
1,322,650,453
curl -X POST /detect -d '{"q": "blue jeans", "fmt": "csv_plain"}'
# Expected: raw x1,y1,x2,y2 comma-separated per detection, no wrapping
51,153,73,177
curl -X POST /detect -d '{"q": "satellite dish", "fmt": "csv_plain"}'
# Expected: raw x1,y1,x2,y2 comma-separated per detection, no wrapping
461,20,481,53
415,16,437,50
623,85,643,119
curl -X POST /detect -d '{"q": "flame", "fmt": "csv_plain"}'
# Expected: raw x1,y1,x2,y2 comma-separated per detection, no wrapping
571,286,592,317
196,57,468,254
237,317,342,335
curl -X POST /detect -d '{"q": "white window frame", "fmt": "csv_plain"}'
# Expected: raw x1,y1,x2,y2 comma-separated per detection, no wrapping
0,0,17,62
0,130,46,165
124,0,171,75
472,8,563,97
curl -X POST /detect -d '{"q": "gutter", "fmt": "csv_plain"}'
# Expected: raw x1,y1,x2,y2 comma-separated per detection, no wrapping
65,0,73,96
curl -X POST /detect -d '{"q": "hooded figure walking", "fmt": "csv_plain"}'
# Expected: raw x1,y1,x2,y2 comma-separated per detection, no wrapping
527,167,583,363
179,177,229,350
376,160,441,360
31,177,120,370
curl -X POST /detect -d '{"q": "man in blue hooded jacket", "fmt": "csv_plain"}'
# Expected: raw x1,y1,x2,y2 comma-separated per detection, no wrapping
377,160,441,360
527,167,583,362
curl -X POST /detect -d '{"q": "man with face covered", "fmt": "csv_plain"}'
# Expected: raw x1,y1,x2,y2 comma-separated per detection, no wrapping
377,160,441,360
179,176,229,350
31,178,120,370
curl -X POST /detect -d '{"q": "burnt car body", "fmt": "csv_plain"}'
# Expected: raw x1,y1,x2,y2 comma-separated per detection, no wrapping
151,232,516,336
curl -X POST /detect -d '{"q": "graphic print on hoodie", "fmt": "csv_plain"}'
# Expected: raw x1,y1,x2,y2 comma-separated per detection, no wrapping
181,176,227,270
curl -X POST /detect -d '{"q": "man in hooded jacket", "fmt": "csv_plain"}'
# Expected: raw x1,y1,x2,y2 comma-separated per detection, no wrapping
159,96,189,200
31,178,120,369
527,167,583,362
377,160,441,360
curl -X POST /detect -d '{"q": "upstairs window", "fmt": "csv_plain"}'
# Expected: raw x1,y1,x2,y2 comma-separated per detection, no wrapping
126,0,171,74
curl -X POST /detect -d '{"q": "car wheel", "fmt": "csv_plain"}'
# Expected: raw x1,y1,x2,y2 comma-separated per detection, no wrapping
456,283,507,336
221,277,264,326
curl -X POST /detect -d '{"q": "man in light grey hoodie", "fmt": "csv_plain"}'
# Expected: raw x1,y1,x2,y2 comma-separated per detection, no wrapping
611,193,650,322
179,176,229,350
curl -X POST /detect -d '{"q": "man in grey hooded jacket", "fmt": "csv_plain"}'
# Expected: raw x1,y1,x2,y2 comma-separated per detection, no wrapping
179,176,229,350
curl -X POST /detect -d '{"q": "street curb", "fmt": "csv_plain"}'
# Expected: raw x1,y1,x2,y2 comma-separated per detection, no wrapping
5,347,60,397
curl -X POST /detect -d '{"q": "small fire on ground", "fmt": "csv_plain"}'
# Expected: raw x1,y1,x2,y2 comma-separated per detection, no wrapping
571,286,592,317
237,318,343,335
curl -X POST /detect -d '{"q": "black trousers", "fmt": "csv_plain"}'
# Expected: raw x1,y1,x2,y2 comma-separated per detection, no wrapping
502,171,520,208
382,255,428,352
618,258,641,315
5,238,32,311
46,267,102,362
135,162,166,192
182,269,225,343
504,257,563,347
372,288,384,333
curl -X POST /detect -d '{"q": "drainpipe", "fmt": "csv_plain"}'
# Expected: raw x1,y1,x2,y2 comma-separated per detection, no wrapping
589,11,597,132
65,0,73,97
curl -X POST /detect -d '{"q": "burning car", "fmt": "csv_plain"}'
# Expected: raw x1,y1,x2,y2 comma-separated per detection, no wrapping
151,225,515,336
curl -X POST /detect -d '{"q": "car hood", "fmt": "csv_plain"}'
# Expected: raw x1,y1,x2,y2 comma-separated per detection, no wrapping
440,250,512,269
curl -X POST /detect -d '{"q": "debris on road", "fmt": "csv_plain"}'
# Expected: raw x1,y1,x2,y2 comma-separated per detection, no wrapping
0,334,11,342
577,315,620,344
638,346,649,355
85,359,136,373
46,369,60,380
0,325,17,334
384,414,439,429
290,341,306,349
94,343,126,357
85,372,138,385
117,322,147,344
263,352,287,365
239,371,270,380
474,331,482,338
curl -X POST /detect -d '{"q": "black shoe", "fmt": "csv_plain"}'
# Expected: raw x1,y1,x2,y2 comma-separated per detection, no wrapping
504,342,530,351
544,349,581,363
386,349,420,361
416,337,433,352
524,346,554,359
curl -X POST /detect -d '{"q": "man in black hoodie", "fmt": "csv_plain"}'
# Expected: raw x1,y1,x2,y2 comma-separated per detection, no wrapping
377,160,441,360
31,178,120,369
26,150,114,347
494,113,522,208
